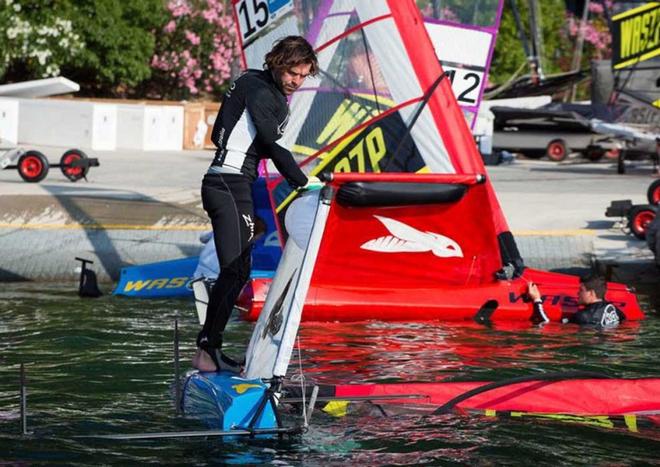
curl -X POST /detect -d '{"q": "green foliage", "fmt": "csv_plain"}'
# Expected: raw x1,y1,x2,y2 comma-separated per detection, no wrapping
490,0,573,85
0,0,167,96
0,0,84,80
64,0,167,95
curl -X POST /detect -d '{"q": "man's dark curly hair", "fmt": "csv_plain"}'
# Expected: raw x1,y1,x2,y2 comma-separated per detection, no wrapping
580,273,607,299
264,35,319,76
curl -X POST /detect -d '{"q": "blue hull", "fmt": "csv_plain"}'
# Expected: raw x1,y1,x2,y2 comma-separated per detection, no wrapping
113,257,274,298
181,371,277,431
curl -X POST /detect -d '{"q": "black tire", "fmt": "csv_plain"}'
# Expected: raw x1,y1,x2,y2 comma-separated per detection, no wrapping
546,139,569,162
18,150,49,182
647,179,660,205
60,149,89,182
584,147,604,161
628,205,656,240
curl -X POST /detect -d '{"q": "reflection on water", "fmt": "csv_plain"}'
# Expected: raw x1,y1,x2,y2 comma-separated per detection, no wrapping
0,283,658,464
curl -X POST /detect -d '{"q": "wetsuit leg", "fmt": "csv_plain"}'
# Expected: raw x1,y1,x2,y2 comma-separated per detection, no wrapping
198,174,254,349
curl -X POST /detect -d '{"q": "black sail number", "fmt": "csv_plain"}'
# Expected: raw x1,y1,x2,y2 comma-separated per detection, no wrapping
458,73,480,104
444,67,482,105
238,0,269,40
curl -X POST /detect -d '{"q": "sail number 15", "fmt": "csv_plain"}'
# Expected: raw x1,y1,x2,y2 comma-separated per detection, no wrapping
237,0,293,41
237,0,269,40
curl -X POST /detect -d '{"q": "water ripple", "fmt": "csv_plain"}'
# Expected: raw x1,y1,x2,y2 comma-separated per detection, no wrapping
0,283,658,464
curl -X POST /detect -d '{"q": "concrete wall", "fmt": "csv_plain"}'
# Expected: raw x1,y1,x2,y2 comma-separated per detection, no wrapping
18,98,117,150
0,98,19,144
16,98,187,151
116,104,184,151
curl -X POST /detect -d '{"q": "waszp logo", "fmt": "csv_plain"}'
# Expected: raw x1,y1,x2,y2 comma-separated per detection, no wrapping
361,215,463,258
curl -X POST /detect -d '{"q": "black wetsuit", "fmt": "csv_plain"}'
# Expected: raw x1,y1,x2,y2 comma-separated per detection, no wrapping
532,300,625,328
198,69,307,351
568,301,625,327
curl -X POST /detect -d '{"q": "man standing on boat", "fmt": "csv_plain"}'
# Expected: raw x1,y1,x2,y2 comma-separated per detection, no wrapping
193,36,320,372
529,274,626,327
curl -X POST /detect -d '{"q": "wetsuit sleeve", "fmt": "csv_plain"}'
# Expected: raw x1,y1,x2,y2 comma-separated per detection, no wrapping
246,86,284,144
531,300,549,324
266,141,308,188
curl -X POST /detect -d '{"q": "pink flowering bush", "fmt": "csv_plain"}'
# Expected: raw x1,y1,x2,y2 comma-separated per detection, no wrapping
565,1,612,61
150,0,238,99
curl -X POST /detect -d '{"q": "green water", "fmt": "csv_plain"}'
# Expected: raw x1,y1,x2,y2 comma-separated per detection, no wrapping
1,283,658,465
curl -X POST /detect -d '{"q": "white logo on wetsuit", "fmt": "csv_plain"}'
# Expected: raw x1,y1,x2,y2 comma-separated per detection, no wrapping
361,215,463,258
226,81,236,98
600,304,620,327
242,214,255,241
277,111,290,136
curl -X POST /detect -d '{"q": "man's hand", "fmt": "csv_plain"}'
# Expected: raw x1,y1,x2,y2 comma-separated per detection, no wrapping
300,175,323,191
528,282,542,301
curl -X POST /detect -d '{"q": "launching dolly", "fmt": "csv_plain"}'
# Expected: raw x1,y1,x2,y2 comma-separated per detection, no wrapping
606,179,660,240
0,138,99,183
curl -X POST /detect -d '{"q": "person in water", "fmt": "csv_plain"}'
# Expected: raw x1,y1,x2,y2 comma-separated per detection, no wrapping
193,36,320,372
529,273,626,327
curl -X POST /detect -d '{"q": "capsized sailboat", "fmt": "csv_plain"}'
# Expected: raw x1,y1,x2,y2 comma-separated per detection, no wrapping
244,173,644,322
229,0,643,323
179,187,659,435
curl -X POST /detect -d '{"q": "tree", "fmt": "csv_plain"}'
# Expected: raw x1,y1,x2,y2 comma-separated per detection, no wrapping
0,0,85,81
489,0,573,85
64,0,167,96
0,0,167,97
148,0,238,100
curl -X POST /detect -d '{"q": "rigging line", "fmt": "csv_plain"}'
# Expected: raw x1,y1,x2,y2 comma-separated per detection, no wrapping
360,27,381,114
296,334,307,426
431,370,613,416
382,71,449,172
483,61,527,100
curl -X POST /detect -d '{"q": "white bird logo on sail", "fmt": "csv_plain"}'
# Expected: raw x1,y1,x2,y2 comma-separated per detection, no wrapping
361,215,463,258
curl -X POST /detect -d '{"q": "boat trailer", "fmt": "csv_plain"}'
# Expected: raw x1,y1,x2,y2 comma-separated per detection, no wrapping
0,138,99,183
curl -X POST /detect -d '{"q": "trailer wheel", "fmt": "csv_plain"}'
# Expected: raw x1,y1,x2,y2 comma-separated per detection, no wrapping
546,139,568,162
647,179,660,205
60,149,89,182
18,150,49,182
628,205,656,240
584,147,604,161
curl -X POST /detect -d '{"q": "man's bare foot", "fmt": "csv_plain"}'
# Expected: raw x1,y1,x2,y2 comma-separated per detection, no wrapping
192,348,217,372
